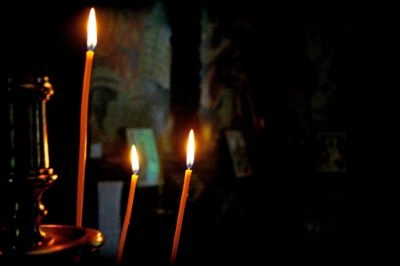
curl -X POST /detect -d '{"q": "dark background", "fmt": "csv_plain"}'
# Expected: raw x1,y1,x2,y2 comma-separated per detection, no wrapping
1,1,392,264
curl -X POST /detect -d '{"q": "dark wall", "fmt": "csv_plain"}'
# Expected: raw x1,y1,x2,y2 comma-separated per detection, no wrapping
1,2,390,260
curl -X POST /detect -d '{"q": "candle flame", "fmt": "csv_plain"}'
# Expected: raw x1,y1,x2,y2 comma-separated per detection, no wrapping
87,7,97,50
131,145,139,174
186,129,195,169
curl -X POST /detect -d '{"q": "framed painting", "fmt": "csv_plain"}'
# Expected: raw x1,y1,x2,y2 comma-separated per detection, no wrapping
316,132,347,173
126,128,162,187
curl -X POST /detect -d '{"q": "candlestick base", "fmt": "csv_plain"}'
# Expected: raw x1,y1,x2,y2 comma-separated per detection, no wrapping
0,224,104,256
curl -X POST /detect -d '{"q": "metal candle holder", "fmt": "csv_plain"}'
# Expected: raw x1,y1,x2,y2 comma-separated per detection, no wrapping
0,75,103,258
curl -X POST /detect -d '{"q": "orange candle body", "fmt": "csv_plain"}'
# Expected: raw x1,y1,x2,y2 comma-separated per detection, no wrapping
76,50,94,227
170,169,192,265
116,173,138,265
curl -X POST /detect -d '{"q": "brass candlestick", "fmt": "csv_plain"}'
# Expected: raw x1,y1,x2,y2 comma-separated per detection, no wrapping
0,75,103,257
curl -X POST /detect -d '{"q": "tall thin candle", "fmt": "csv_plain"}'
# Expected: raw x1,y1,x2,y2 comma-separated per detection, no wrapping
170,129,195,265
116,145,139,265
76,7,97,227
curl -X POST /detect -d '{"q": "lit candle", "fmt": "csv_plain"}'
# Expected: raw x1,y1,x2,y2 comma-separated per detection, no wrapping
170,129,195,265
76,7,97,227
116,145,139,265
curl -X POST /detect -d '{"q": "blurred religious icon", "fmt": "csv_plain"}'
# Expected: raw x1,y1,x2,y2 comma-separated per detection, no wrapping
88,1,172,167
198,8,253,145
225,130,252,178
198,8,233,148
316,132,347,173
126,128,161,187
197,6,259,182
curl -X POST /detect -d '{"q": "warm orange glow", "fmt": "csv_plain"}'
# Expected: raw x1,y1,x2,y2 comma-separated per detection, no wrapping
96,232,104,244
186,129,195,169
131,145,139,174
116,146,139,265
87,7,97,50
76,7,97,228
171,129,195,265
